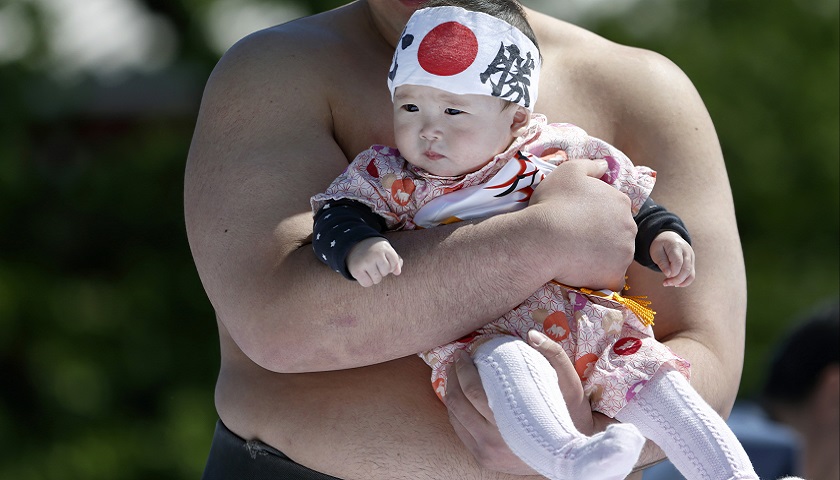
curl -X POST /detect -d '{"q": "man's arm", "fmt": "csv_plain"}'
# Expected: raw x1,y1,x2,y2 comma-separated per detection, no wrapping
551,39,747,469
610,46,747,420
548,15,746,419
442,24,746,473
184,24,638,374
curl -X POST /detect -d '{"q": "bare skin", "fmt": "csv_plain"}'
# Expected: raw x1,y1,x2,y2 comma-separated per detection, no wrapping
184,1,746,478
348,84,696,289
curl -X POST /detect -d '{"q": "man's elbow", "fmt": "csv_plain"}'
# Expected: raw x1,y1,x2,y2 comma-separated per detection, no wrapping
231,323,316,373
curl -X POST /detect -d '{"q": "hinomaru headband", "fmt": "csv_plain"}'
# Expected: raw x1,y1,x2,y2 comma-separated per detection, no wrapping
388,6,541,110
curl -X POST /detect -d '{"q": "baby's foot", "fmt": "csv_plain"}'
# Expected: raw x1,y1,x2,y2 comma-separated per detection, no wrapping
554,423,646,480
472,336,645,480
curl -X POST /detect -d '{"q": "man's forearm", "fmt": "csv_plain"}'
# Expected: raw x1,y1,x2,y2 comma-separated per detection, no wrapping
232,177,638,375
239,208,563,373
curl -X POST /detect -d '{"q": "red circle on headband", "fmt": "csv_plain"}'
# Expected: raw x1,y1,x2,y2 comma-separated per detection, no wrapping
417,22,478,76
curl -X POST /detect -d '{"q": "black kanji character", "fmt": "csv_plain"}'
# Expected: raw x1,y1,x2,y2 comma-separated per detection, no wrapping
479,43,535,107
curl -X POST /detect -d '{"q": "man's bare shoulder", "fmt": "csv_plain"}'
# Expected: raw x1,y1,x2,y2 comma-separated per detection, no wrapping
207,6,363,96
194,2,393,158
527,9,696,124
185,7,369,271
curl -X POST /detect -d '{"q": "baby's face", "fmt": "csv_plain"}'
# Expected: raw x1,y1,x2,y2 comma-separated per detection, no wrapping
392,85,522,177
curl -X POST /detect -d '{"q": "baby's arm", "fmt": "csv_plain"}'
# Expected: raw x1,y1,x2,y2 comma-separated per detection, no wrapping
347,237,403,287
650,231,695,287
312,198,398,287
633,197,695,287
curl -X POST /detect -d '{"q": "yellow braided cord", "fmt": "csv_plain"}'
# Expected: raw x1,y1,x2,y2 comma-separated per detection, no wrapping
610,292,655,326
561,283,656,327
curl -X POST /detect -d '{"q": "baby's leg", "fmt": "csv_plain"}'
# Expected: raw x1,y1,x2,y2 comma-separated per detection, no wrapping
473,336,645,480
615,366,758,480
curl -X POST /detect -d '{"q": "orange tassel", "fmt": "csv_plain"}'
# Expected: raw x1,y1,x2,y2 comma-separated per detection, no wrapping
554,280,656,327
610,292,655,326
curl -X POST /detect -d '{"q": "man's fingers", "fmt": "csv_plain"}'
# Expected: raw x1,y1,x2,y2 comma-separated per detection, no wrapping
449,350,495,423
543,157,608,181
443,353,497,453
446,408,480,455
576,158,609,178
444,350,536,475
526,330,593,434
527,330,579,390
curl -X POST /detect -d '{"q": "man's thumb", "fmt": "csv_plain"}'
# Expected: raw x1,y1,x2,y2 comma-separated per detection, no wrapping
586,158,609,178
527,330,576,376
527,329,589,425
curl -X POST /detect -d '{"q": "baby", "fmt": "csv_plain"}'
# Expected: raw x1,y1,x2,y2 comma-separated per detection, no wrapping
311,2,758,479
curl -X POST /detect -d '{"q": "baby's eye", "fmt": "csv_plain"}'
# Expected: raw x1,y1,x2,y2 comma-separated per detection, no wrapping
401,104,419,112
444,108,464,115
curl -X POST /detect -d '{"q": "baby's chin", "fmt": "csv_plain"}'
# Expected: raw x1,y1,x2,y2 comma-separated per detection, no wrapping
402,152,476,177
404,157,447,177
422,164,468,178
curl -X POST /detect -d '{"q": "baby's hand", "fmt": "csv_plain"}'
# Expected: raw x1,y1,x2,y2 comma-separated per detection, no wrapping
649,231,695,287
347,237,404,287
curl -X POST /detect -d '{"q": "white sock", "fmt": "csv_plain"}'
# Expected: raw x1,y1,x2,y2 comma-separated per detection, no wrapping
614,367,758,480
473,336,646,480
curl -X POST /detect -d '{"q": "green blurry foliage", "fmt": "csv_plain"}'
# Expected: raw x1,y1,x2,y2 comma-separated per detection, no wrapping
1,64,217,477
585,0,839,394
0,0,836,478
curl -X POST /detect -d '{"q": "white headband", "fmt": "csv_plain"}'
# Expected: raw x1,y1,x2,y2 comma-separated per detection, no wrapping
388,6,541,110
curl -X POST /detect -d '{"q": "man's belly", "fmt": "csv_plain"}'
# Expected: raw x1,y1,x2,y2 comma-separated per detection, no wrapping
211,318,548,480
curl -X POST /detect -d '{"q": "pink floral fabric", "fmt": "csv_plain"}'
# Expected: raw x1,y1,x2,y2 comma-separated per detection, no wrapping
424,283,690,416
311,115,690,417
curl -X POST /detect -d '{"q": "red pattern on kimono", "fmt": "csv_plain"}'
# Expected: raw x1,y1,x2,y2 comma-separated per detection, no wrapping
310,115,690,417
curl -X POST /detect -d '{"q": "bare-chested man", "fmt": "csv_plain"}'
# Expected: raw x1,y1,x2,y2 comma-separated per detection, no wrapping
184,1,746,478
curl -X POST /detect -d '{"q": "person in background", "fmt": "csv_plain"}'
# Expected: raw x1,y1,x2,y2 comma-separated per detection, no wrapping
761,298,840,480
643,299,839,480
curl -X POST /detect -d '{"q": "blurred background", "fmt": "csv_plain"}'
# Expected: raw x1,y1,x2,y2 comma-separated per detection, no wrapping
0,0,836,478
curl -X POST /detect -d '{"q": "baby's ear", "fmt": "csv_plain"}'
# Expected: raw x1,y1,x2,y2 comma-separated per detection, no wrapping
510,106,530,135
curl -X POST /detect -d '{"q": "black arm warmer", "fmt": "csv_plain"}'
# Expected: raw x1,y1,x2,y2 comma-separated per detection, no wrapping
633,197,692,271
312,199,388,280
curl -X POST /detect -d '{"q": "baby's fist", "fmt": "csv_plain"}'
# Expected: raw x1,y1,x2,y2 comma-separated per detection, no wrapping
649,231,695,287
347,237,403,287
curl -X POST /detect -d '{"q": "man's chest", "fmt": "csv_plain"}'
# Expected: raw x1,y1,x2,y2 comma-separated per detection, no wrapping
330,77,397,162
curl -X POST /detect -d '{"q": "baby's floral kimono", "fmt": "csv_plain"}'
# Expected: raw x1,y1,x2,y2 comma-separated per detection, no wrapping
311,114,690,417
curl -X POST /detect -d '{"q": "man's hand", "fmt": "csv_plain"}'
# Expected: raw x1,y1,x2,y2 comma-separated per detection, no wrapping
347,237,404,287
444,348,537,475
444,330,605,474
530,159,637,291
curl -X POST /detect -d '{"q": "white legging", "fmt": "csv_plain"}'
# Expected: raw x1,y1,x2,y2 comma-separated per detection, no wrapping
473,335,758,480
